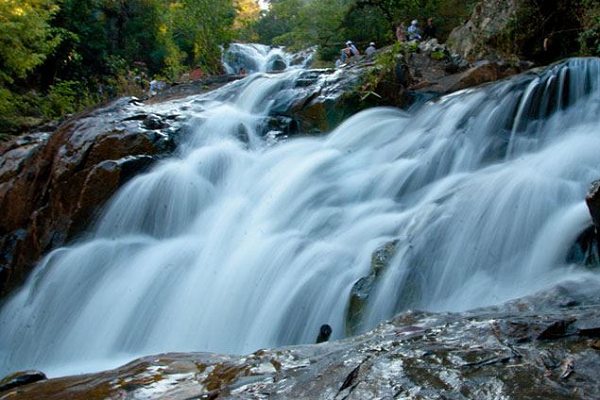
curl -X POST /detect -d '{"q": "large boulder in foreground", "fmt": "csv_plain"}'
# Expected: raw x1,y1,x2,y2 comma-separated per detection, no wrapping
0,99,182,296
5,285,600,399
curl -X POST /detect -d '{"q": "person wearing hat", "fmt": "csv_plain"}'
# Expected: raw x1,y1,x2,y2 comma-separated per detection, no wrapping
341,41,352,62
365,42,377,56
407,20,422,41
348,40,360,57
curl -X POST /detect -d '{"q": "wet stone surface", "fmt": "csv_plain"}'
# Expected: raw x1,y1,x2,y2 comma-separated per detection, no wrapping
5,291,600,399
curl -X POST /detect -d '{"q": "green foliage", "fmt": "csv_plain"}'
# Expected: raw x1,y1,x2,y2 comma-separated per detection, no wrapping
430,50,446,60
495,0,600,63
0,0,61,85
579,1,600,56
245,0,476,60
41,80,89,118
0,0,250,138
252,0,354,51
0,88,19,136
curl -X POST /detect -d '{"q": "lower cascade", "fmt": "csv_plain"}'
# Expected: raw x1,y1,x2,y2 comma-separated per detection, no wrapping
2,55,600,378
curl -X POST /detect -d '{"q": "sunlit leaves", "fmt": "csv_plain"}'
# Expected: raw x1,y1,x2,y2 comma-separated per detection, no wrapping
0,0,60,84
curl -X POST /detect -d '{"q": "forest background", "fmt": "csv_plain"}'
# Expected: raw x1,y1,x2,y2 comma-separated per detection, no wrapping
2,0,600,139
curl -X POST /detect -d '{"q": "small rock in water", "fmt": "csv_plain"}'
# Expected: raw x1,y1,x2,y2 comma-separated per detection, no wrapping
270,57,287,72
143,114,169,130
559,358,574,379
316,324,332,343
0,370,47,392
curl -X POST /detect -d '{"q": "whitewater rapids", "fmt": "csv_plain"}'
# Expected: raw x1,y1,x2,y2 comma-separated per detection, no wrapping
1,54,600,377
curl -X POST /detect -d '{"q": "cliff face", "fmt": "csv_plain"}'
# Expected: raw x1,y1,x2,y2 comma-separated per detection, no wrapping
447,0,520,62
448,0,597,64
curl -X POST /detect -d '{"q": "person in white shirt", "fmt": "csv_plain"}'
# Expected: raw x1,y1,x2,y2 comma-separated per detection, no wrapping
365,42,377,56
407,20,422,41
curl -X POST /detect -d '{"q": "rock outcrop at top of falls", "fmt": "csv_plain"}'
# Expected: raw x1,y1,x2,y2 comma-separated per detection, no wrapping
5,285,600,399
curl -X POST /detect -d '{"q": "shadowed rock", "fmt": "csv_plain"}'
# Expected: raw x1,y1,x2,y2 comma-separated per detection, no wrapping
0,370,46,393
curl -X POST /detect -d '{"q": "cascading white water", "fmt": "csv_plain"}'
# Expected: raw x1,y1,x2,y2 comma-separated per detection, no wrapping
222,43,308,74
2,53,600,378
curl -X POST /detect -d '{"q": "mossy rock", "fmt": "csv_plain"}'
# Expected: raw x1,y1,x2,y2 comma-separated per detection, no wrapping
346,240,398,336
430,51,447,60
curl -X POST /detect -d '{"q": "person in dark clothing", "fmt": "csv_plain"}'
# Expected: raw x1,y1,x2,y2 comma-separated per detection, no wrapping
424,18,437,40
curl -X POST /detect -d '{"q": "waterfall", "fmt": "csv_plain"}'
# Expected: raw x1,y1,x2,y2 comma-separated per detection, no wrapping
2,52,600,378
222,43,312,74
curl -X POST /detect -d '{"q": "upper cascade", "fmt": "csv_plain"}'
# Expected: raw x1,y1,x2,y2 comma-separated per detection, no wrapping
222,43,313,74
1,57,600,380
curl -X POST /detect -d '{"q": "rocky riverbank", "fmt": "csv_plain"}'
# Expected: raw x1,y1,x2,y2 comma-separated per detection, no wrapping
4,280,600,399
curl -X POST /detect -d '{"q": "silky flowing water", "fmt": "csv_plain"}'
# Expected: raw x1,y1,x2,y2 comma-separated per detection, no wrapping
2,49,600,377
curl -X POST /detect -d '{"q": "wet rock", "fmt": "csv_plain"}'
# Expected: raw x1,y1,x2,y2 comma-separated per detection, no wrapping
566,226,600,267
148,74,244,103
0,370,46,392
290,46,315,67
586,180,600,234
272,67,376,134
0,99,180,296
493,317,577,344
448,61,517,92
411,59,521,94
575,317,600,338
236,123,250,144
142,114,169,130
270,56,288,72
346,240,397,336
537,319,576,340
446,53,471,73
11,298,600,399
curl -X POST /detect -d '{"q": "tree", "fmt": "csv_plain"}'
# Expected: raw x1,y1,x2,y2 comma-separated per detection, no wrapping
0,0,61,85
234,0,263,40
168,0,237,74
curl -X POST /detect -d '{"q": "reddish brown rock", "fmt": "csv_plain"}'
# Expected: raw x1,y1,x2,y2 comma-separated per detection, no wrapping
0,99,178,296
407,59,522,94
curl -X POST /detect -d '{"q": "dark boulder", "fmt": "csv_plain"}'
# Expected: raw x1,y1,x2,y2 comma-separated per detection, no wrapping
0,370,47,393
269,56,288,72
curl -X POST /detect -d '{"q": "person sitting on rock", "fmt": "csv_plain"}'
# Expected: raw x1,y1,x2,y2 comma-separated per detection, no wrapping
341,44,351,62
342,41,359,62
396,23,407,42
407,20,422,42
348,40,360,57
365,42,377,56
424,18,437,40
